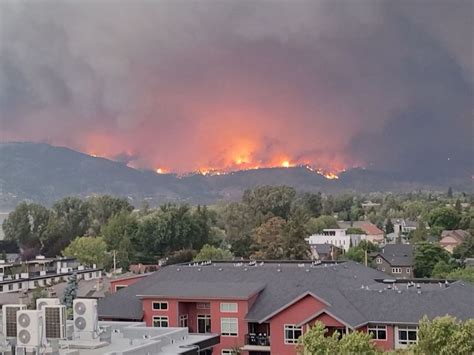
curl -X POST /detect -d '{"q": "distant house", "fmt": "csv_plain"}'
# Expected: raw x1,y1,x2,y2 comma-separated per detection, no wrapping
307,229,361,252
391,219,417,236
339,221,385,245
373,244,414,278
309,243,342,261
439,230,470,253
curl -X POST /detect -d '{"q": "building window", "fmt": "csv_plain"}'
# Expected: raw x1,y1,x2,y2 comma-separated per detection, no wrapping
396,326,418,348
220,302,238,313
152,316,169,328
368,325,387,340
197,314,211,333
222,350,237,355
406,268,411,274
196,302,210,309
179,314,188,328
221,317,238,336
8,284,13,291
0,285,3,292
376,257,382,264
392,267,402,274
115,285,127,292
284,324,302,344
152,301,168,310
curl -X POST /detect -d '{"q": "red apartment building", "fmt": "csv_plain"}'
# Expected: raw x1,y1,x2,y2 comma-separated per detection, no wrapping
99,261,474,354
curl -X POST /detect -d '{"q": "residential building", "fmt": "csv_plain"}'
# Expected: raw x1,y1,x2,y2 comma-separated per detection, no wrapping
98,261,474,353
338,221,385,245
439,230,470,253
306,229,361,252
372,244,414,278
391,219,418,236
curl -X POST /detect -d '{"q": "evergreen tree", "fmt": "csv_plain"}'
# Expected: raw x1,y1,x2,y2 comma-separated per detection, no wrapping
447,187,453,198
61,272,78,310
385,219,394,234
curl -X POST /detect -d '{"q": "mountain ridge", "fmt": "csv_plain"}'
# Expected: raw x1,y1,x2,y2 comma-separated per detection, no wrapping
0,142,470,209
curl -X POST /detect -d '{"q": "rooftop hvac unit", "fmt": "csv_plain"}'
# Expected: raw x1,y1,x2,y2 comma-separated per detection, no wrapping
44,305,67,339
36,298,60,311
17,310,44,348
73,299,98,334
2,304,27,338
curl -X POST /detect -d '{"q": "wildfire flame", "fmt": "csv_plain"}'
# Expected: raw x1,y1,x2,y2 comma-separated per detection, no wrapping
87,148,346,180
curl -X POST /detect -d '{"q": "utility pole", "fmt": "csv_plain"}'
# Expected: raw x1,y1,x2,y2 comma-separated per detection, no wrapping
364,248,368,267
113,250,117,274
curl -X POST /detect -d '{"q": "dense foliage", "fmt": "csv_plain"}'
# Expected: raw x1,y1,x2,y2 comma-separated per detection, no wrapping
2,187,472,272
297,321,380,355
414,316,474,354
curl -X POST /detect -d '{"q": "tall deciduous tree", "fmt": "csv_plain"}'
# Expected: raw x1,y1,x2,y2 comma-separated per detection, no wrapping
2,202,50,259
251,217,287,260
428,207,461,231
62,236,108,267
414,242,450,278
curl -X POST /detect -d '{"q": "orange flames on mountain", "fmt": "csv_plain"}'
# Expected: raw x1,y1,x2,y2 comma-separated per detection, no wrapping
82,130,353,180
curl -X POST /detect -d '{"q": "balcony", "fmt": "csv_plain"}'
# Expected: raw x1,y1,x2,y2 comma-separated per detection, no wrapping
242,333,271,352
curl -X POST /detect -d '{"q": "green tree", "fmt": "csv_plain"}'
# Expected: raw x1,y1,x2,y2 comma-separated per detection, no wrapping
61,272,78,310
297,321,339,355
452,233,474,260
415,316,474,355
62,237,108,267
454,199,462,213
410,220,428,243
2,202,50,258
428,207,461,231
42,197,90,257
194,244,233,261
306,215,339,234
242,186,296,220
297,321,380,355
443,267,474,283
251,217,286,260
345,240,378,263
447,186,453,198
431,260,454,278
283,210,311,260
385,219,394,234
338,329,380,354
218,202,255,257
30,288,48,310
414,242,450,278
299,192,323,218
87,195,133,235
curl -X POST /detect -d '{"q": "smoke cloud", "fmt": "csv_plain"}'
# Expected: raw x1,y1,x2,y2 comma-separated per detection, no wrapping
0,0,472,177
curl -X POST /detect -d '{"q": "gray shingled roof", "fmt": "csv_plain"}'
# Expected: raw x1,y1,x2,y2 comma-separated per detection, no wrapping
376,244,413,266
98,261,474,327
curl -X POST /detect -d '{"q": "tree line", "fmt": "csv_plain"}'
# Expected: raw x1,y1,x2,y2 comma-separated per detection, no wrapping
2,186,472,271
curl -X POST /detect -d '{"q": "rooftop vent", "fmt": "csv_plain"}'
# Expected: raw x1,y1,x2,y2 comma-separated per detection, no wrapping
277,269,281,272
176,268,180,272
298,263,305,268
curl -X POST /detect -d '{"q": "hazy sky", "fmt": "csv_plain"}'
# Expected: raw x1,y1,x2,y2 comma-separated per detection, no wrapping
0,0,472,178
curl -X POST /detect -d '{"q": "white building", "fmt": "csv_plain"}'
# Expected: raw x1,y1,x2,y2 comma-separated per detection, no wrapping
306,229,363,253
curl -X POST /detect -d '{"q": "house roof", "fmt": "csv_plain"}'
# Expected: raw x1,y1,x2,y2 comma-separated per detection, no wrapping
338,221,383,235
440,230,470,243
376,244,413,267
98,261,474,327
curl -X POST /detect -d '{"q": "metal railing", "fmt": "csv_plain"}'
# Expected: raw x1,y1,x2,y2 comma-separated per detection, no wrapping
245,333,270,346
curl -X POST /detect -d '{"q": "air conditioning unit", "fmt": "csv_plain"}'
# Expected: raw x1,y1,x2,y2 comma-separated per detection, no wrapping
17,310,44,348
2,304,27,338
44,305,67,339
36,298,60,311
73,299,98,335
